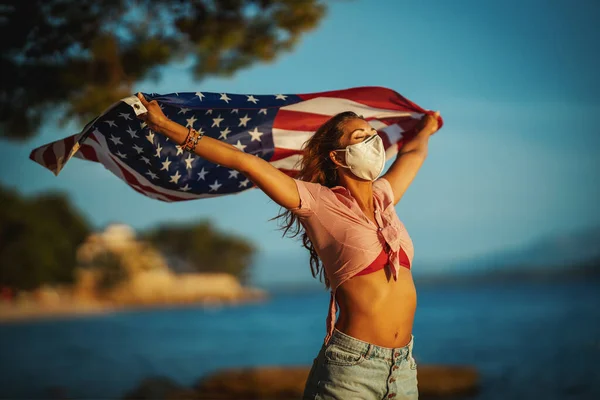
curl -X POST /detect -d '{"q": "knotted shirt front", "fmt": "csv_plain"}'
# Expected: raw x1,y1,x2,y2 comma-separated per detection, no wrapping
290,177,415,345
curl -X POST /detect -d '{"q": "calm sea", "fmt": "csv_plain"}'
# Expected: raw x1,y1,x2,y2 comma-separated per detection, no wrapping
1,278,599,399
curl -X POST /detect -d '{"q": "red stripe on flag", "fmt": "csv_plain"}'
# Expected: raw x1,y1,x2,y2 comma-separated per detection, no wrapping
297,86,425,113
79,145,100,162
42,143,58,172
63,135,76,156
271,148,303,162
273,110,332,132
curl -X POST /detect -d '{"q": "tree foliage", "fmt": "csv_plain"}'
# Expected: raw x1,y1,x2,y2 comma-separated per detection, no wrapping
0,0,327,140
142,221,255,283
0,186,91,290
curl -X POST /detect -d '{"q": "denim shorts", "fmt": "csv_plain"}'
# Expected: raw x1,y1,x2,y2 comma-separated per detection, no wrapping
302,328,418,399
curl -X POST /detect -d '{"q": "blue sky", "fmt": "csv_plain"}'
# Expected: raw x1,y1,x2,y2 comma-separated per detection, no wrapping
1,0,598,286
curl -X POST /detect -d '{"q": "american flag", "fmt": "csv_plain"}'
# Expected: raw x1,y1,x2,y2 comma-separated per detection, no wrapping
29,86,443,202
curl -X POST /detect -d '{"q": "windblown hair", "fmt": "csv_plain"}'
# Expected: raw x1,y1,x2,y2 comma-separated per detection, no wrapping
272,111,364,289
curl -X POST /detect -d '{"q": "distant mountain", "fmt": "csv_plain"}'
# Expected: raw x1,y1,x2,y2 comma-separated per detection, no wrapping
414,224,600,284
443,224,600,273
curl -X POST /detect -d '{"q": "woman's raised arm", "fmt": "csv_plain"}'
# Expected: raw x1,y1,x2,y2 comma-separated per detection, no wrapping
136,93,300,210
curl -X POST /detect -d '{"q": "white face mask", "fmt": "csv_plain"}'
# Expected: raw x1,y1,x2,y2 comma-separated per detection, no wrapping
334,134,386,181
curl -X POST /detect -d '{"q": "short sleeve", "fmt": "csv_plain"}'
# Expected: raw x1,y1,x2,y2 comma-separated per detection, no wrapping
373,177,394,207
290,179,321,217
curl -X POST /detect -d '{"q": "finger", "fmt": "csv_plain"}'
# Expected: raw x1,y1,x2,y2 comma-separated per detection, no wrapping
137,92,149,106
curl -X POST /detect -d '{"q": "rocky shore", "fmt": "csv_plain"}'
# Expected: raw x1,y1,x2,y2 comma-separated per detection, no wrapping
123,365,479,399
0,224,266,323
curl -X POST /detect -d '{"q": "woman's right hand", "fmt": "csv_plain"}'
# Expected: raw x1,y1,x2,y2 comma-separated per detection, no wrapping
136,92,170,133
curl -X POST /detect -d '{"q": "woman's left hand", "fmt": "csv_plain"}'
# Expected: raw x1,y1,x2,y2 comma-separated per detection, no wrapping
416,111,440,135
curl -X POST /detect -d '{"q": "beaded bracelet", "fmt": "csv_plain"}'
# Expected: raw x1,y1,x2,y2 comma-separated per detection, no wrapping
181,127,204,152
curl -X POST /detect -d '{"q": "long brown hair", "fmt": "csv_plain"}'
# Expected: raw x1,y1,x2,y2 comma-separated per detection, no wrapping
272,111,364,289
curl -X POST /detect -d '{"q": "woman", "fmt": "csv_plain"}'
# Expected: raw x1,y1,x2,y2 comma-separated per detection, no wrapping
135,92,440,399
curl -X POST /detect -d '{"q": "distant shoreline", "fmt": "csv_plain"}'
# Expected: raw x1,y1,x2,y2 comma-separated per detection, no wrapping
0,292,268,324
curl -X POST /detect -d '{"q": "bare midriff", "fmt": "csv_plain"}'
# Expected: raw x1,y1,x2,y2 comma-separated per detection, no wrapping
334,265,416,348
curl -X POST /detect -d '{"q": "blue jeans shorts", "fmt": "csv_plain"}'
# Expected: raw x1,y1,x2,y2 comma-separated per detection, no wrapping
302,328,418,399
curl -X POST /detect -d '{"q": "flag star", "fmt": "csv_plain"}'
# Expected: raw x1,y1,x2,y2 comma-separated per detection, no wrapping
238,114,251,127
258,109,267,115
246,95,259,104
219,127,231,140
178,107,191,114
197,167,209,181
169,170,182,184
234,140,247,152
126,126,139,138
119,112,132,121
105,120,117,127
184,154,195,169
140,121,147,129
116,151,127,159
109,134,122,146
239,178,250,188
155,144,163,158
141,156,151,165
248,127,263,142
146,131,155,144
133,144,144,154
186,115,197,128
219,93,231,103
228,170,240,179
158,103,164,110
209,180,222,192
231,109,239,114
205,109,213,115
275,94,287,100
212,115,224,127
146,170,158,180
175,145,184,156
195,92,205,101
180,184,192,192
161,157,172,171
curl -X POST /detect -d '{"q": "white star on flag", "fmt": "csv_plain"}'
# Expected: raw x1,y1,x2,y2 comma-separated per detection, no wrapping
209,180,222,191
184,154,195,169
161,158,172,171
126,126,138,138
234,140,247,152
109,134,122,146
197,167,208,181
238,114,251,127
249,127,263,142
212,115,224,127
219,127,231,140
170,170,182,184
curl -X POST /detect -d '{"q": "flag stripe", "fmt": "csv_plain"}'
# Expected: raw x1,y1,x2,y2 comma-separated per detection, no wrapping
298,86,423,113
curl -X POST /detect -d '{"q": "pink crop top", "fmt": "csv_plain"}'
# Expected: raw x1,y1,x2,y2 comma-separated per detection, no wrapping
290,177,414,345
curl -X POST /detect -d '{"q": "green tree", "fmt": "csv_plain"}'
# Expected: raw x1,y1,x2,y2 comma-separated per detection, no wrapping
0,0,327,141
142,220,255,283
0,186,90,290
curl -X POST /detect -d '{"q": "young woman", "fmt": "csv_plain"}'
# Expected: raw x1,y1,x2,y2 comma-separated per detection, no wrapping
135,92,440,399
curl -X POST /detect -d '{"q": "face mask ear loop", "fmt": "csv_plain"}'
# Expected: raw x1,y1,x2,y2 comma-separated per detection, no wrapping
332,149,351,169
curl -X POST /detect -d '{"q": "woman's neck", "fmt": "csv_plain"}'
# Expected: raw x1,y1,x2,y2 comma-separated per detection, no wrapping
338,174,374,211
